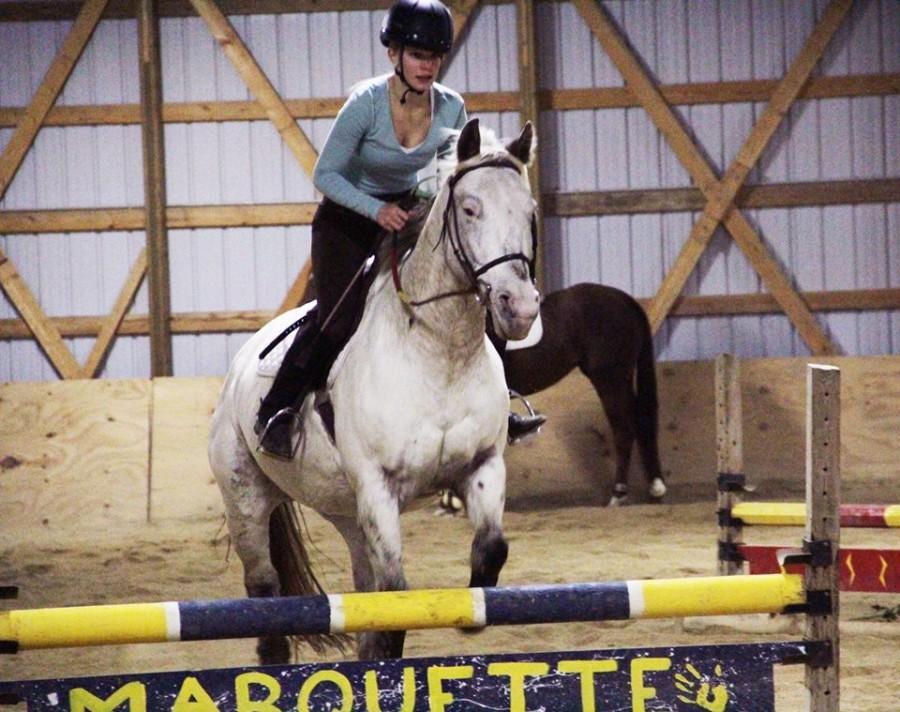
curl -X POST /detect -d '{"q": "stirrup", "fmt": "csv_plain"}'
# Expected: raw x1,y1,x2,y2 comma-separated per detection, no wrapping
507,390,546,444
256,407,302,460
509,389,539,417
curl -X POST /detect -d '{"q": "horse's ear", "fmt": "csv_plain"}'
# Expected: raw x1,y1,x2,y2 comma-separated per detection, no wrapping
457,118,481,162
506,121,534,165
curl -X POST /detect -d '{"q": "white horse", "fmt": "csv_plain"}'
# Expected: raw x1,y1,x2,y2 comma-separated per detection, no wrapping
208,118,540,662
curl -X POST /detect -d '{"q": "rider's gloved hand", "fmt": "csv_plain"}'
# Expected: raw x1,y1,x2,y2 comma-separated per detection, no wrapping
376,203,409,232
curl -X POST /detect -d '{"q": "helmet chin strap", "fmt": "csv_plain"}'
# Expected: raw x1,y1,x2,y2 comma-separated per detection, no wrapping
394,47,425,104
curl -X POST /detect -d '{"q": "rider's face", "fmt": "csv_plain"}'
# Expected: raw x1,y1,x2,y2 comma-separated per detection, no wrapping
392,46,443,91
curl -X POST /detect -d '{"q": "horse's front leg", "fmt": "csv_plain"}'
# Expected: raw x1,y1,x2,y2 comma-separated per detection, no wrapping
354,473,407,659
463,451,509,588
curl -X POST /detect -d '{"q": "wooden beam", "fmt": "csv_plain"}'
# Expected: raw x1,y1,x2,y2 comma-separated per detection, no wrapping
3,74,896,129
0,0,109,202
81,249,148,378
3,178,895,234
642,288,900,317
515,0,542,289
189,0,319,177
445,0,482,73
0,203,319,234
139,0,173,377
542,73,900,111
4,287,897,340
0,247,82,377
0,0,401,21
546,178,900,216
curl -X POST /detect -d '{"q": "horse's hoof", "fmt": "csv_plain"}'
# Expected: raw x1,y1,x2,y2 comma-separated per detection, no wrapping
649,478,667,500
434,490,465,516
608,495,628,507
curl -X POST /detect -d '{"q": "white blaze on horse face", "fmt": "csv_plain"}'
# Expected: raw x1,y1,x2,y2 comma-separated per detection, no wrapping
454,167,539,341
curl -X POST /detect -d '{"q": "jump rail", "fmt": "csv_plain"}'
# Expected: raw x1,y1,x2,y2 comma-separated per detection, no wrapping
715,354,899,596
732,502,899,528
0,574,804,651
0,364,843,711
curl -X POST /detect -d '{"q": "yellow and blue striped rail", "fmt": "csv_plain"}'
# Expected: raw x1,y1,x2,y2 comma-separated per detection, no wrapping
0,574,804,651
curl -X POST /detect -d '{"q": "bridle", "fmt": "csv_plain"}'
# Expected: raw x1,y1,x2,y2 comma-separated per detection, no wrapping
391,156,537,310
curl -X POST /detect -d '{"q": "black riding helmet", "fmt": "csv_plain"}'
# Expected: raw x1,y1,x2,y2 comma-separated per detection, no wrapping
380,0,454,54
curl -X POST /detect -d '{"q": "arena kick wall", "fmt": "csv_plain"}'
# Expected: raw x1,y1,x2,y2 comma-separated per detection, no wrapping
1,354,896,533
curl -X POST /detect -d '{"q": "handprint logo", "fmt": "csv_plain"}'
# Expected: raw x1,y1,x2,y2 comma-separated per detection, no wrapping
674,663,729,712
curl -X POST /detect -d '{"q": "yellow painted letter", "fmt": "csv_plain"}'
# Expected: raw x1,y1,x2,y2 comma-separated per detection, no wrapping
630,657,672,712
486,662,550,712
426,665,473,712
70,682,147,712
364,667,416,712
557,659,618,712
171,676,219,712
236,671,282,712
297,670,353,712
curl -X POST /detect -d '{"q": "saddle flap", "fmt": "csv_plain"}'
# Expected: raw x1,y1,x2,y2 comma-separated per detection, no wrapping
257,337,291,378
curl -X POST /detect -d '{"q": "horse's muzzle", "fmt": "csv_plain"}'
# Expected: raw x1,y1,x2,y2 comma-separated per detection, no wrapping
493,286,540,341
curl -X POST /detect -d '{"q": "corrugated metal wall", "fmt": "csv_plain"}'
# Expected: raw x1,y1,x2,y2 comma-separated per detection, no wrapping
1,0,897,380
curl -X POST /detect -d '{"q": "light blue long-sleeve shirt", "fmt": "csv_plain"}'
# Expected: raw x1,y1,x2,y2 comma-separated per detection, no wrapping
312,74,467,221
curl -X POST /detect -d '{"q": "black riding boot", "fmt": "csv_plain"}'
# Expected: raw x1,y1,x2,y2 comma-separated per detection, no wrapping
506,390,546,444
507,410,546,443
256,318,333,459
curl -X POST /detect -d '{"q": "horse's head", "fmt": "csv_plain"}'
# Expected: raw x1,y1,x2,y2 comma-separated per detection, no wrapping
437,118,540,340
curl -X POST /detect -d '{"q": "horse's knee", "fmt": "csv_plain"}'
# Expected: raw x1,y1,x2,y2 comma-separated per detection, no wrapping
243,548,281,598
469,529,508,588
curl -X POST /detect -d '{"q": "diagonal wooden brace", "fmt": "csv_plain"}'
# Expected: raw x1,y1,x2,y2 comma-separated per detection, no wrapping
573,0,852,355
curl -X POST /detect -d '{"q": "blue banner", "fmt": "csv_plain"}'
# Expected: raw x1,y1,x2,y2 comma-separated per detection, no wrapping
0,641,809,711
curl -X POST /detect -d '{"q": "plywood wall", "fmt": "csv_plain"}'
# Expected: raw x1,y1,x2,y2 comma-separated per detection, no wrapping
1,355,896,537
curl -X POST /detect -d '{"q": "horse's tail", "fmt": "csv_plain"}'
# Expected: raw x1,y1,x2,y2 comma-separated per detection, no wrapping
269,502,351,655
633,309,663,482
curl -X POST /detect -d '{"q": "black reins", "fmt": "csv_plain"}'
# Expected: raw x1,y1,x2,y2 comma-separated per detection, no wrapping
392,155,535,309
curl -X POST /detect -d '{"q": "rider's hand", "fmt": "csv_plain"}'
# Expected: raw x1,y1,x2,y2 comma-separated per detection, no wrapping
376,203,409,233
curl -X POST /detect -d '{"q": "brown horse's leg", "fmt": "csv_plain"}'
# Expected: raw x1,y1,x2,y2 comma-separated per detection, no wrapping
592,377,637,506
633,336,667,502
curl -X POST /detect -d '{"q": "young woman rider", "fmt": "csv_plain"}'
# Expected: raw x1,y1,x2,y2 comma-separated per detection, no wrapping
256,0,544,458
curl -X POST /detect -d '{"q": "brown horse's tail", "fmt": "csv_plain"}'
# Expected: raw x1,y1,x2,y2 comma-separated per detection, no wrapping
269,502,351,655
634,314,663,481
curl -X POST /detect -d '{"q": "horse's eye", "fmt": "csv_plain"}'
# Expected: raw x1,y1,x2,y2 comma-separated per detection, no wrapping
463,207,476,217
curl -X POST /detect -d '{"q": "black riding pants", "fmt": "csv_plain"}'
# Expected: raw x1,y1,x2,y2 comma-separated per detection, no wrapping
311,195,404,346
258,193,406,421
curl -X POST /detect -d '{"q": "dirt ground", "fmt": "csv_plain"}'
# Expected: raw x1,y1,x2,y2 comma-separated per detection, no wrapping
1,496,898,710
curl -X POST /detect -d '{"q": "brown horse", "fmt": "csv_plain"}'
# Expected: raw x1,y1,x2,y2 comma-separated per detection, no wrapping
499,282,665,506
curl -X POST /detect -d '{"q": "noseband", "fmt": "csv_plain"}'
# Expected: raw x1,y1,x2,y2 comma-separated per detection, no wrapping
392,156,536,309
